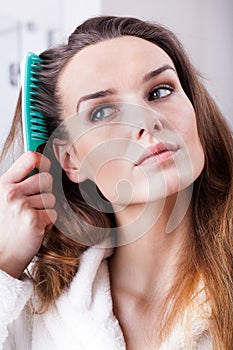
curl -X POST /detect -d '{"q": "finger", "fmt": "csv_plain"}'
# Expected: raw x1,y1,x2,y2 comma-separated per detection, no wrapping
27,193,56,210
20,172,53,195
37,209,57,231
3,152,51,184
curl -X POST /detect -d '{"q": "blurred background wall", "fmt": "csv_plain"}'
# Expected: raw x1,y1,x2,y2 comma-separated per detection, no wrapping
0,0,232,151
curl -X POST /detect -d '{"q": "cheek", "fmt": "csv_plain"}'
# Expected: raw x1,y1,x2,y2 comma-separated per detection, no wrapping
94,159,133,203
74,130,133,182
175,108,205,182
185,112,204,164
188,134,205,181
170,97,199,151
163,97,205,184
171,97,197,136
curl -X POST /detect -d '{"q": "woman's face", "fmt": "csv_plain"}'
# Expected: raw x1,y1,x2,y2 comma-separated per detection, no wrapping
57,36,205,206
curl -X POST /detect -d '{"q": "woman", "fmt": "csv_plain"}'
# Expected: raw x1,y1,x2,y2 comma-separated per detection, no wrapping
0,16,232,349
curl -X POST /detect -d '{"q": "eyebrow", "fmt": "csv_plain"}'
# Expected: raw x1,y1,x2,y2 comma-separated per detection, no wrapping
76,64,175,111
76,89,116,111
142,64,176,83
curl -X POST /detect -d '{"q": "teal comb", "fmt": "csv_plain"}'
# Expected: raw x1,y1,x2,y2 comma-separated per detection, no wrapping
22,52,49,152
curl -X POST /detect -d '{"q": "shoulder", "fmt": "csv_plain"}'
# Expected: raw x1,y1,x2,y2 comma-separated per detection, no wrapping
56,246,114,308
32,247,125,349
0,269,33,315
0,269,33,346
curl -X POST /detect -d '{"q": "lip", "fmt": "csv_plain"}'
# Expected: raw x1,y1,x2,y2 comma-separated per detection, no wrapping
135,142,179,166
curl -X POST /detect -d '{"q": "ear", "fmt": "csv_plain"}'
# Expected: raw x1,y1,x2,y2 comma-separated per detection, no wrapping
53,139,88,183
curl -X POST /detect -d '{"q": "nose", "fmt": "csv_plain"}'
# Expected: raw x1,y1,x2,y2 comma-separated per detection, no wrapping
136,118,162,139
133,105,163,140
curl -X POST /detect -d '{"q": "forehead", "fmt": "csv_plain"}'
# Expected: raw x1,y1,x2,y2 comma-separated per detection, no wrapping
62,36,173,75
58,36,174,113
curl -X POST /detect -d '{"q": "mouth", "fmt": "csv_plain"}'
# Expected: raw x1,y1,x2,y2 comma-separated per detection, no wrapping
135,142,179,166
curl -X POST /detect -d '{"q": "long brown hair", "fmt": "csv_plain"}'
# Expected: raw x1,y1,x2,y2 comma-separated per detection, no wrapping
1,16,232,348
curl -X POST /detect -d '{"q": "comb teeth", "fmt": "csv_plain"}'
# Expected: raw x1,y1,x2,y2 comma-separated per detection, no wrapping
29,73,49,140
22,52,49,151
30,66,49,142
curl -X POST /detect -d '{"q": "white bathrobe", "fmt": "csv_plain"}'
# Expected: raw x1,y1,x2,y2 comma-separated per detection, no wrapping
0,246,212,349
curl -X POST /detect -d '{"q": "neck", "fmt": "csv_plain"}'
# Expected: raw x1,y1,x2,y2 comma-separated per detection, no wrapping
109,188,193,301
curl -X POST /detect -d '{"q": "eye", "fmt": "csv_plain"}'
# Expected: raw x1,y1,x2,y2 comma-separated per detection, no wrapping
90,104,119,122
148,85,174,101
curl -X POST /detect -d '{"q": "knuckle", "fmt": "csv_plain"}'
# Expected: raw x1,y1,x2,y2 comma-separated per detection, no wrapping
46,172,53,183
18,198,29,213
41,171,53,183
49,209,57,224
38,172,53,192
25,151,38,163
5,186,18,203
39,154,51,171
45,172,53,188
45,157,51,169
53,210,58,222
48,193,56,206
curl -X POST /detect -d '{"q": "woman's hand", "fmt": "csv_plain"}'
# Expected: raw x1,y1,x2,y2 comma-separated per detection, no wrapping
0,152,57,279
